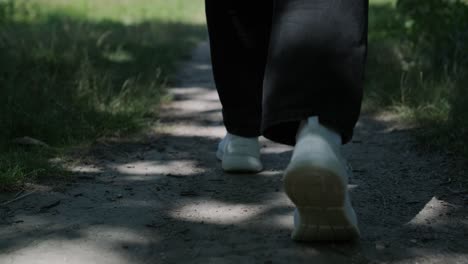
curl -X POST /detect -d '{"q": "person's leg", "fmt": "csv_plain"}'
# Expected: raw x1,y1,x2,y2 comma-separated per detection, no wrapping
205,0,273,137
205,1,273,172
262,0,368,146
264,0,369,241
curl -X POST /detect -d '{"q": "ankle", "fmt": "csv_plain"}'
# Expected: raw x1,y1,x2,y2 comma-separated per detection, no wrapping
227,133,258,141
296,116,342,146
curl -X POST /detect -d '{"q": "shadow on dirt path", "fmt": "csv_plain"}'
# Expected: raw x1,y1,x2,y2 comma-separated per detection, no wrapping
1,42,467,264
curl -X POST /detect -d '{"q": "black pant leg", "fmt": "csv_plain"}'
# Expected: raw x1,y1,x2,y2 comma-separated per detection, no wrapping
262,0,369,145
205,1,273,137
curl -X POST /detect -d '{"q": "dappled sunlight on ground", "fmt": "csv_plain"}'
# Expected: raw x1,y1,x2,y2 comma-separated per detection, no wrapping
407,197,453,226
113,160,204,177
170,199,273,225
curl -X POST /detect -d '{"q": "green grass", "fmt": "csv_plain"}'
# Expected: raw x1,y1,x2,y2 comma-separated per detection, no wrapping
0,0,206,191
366,0,468,157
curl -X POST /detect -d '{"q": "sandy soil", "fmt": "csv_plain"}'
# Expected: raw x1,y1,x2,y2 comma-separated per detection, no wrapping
1,42,467,264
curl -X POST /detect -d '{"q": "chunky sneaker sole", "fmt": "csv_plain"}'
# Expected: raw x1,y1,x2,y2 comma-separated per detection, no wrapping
284,163,359,241
216,148,263,172
284,119,360,241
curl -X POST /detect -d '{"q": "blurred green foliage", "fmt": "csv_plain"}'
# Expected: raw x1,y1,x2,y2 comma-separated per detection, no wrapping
367,0,468,155
0,0,206,191
396,0,468,72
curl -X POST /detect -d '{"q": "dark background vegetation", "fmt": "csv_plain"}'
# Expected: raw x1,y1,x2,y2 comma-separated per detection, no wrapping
0,0,467,190
367,0,468,154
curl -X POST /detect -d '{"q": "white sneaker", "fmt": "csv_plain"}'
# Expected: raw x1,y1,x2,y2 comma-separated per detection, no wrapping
284,117,360,241
216,133,263,173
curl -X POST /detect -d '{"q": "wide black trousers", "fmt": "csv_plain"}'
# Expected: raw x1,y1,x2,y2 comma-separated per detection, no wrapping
205,0,368,146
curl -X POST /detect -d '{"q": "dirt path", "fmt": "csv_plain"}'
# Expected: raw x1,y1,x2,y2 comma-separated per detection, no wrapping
1,42,467,264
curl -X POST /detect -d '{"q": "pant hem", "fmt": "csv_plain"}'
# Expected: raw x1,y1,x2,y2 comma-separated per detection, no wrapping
261,109,355,146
